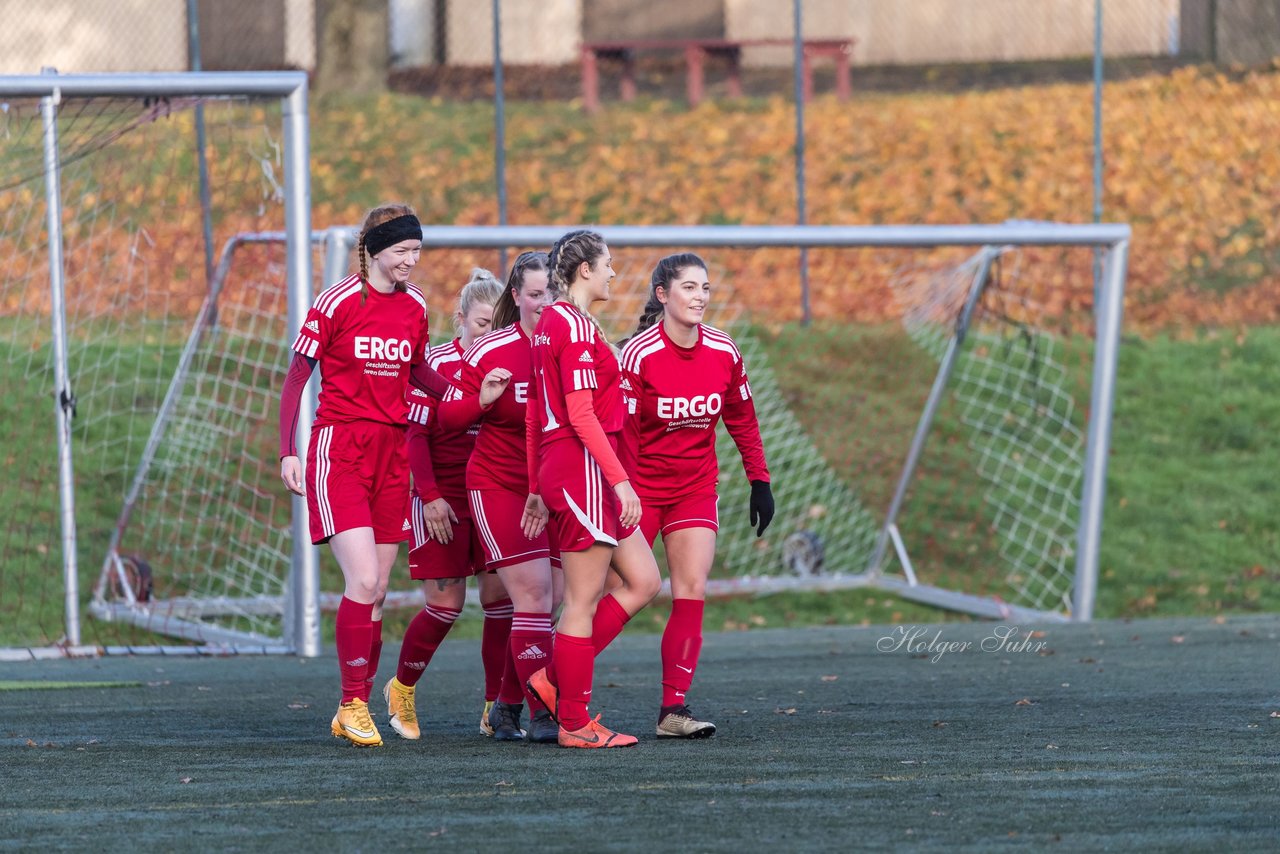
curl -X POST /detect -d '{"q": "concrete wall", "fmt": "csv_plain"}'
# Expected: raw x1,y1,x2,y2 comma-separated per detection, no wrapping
726,0,1181,67
0,0,187,73
583,0,722,41
445,0,581,65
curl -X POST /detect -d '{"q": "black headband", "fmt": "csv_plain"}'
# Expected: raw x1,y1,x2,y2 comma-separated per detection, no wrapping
363,214,422,257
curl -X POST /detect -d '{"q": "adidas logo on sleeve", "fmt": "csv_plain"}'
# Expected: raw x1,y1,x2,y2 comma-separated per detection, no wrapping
304,319,320,334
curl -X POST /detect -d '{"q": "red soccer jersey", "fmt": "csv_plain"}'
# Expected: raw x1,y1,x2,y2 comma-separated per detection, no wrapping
529,301,625,447
620,321,769,502
457,323,536,494
405,338,474,503
292,274,430,427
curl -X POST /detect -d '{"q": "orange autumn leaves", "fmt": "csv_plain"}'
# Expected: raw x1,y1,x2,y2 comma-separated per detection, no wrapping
6,64,1278,333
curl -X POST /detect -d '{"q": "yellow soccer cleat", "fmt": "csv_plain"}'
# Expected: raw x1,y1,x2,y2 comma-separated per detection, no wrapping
480,700,495,737
383,677,420,741
331,698,383,747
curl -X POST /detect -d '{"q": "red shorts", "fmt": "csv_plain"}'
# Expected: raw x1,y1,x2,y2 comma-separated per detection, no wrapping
470,487,558,570
639,491,720,547
408,492,485,579
539,438,638,554
307,421,410,545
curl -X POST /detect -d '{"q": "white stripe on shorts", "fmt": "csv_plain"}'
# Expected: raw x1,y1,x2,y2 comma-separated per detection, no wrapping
316,426,335,537
469,489,504,562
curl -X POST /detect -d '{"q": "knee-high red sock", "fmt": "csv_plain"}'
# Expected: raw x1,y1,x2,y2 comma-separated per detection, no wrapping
591,593,631,655
481,597,514,702
507,612,553,710
395,603,462,687
661,598,705,707
545,624,559,686
362,619,384,702
552,632,595,731
497,644,524,704
335,597,374,703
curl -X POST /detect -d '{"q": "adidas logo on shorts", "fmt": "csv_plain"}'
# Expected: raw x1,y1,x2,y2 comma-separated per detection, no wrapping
402,518,412,531
304,319,320,333
517,644,548,661
578,352,593,363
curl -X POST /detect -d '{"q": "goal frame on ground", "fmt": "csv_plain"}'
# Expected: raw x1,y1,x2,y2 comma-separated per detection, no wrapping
301,222,1128,650
0,71,312,659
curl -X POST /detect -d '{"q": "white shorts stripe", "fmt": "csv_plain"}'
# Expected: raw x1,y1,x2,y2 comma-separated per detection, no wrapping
411,494,427,549
316,426,335,537
469,490,504,562
563,487,616,548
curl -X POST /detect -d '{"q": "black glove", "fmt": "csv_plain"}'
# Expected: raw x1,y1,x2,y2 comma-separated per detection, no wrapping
749,480,774,537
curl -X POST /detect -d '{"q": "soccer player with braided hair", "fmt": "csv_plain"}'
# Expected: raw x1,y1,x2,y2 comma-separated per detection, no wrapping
279,204,510,747
434,251,562,743
382,268,513,742
523,230,662,748
619,252,773,738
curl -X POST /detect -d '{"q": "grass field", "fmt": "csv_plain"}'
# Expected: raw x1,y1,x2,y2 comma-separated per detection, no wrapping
3,323,1278,649
3,615,1278,850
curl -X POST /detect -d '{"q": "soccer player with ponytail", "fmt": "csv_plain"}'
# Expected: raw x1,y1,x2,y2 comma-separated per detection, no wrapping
382,269,509,742
279,204,509,747
523,230,662,749
619,253,773,739
437,251,561,744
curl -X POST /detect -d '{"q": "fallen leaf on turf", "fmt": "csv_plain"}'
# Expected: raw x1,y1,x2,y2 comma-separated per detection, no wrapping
197,686,211,691
146,680,170,687
1270,711,1279,718
1213,615,1227,625
776,707,797,715
932,720,948,728
1030,631,1047,639
1170,635,1185,644
287,703,309,710
1078,657,1097,664
1045,743,1059,749
1015,698,1035,706
428,828,446,838
180,777,193,784
87,738,99,745
820,675,838,682
495,780,513,787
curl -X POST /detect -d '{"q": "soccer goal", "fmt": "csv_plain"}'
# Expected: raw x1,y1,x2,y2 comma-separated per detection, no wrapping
0,72,314,660
314,223,1128,629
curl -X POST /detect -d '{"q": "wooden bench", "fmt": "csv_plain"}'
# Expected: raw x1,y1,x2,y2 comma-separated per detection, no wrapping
580,37,854,113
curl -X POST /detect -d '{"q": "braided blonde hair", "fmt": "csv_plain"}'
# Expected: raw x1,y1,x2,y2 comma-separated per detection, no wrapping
548,229,610,343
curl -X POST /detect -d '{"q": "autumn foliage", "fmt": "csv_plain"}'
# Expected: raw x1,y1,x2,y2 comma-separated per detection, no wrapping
4,63,1278,332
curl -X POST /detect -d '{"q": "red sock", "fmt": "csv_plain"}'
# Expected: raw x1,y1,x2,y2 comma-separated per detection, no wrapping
591,593,631,655
661,598,705,707
481,597,514,702
361,619,383,703
335,597,374,703
497,644,524,704
545,625,558,686
395,603,462,687
507,612,553,710
552,632,595,731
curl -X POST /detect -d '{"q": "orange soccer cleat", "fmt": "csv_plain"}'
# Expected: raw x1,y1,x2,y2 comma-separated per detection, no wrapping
558,715,638,749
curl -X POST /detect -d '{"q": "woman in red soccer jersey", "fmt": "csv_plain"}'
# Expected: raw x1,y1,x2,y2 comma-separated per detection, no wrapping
437,251,561,744
382,269,510,742
619,252,774,739
279,204,509,747
523,230,662,749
